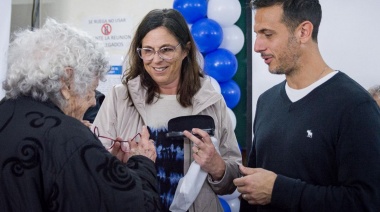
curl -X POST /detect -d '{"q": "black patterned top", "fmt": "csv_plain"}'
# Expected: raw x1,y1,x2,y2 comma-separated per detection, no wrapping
0,96,161,212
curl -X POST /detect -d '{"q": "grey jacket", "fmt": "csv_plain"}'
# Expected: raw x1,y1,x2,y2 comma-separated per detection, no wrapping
93,76,242,211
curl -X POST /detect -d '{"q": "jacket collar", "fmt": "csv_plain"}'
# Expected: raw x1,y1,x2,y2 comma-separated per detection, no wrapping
127,76,223,115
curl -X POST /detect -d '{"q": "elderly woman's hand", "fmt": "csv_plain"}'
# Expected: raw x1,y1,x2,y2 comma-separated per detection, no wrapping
183,128,226,181
110,126,156,163
128,126,156,162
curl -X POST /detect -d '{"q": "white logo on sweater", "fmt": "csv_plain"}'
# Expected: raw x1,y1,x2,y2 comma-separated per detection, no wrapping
306,130,313,138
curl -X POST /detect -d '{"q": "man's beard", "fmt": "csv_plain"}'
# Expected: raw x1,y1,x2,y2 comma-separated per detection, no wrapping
269,35,299,76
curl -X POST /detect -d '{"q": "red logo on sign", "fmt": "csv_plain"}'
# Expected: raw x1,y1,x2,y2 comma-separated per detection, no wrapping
101,23,112,35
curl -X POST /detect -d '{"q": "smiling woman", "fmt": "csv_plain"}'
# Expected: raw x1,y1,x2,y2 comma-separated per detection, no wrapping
92,8,242,212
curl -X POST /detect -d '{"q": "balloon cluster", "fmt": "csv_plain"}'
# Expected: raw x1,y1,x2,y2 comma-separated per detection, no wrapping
173,0,243,211
173,0,243,130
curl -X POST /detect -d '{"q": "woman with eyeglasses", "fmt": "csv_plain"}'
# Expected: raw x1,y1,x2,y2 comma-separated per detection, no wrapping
0,19,160,211
93,8,242,212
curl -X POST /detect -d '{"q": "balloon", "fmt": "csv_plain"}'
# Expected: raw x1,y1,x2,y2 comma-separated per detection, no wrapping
227,198,240,212
219,25,245,55
219,188,240,201
219,197,231,212
204,48,237,82
207,0,242,27
220,80,241,109
173,0,207,24
227,108,237,130
191,18,223,53
206,75,221,93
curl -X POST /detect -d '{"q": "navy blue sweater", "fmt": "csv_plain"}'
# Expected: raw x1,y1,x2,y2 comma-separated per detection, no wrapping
242,72,380,211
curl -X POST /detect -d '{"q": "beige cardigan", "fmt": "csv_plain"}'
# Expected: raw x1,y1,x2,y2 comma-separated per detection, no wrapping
93,76,242,212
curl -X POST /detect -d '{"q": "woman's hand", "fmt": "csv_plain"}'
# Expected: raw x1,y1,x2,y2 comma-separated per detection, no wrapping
110,141,130,163
183,128,226,181
128,126,157,162
110,126,156,163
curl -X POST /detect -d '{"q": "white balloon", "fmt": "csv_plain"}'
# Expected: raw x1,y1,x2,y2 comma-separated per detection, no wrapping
227,107,237,130
227,198,240,212
219,188,240,201
219,25,245,55
207,0,241,27
206,75,221,93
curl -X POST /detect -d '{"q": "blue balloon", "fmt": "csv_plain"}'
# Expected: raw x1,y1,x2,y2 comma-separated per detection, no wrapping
220,80,241,109
204,48,237,82
173,0,207,24
191,18,223,53
219,197,231,212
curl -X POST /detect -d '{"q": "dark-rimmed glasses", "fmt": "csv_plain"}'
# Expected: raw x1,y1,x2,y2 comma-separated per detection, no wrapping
137,43,181,61
93,126,141,153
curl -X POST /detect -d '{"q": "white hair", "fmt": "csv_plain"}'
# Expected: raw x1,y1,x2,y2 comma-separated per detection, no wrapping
368,85,380,99
2,18,109,109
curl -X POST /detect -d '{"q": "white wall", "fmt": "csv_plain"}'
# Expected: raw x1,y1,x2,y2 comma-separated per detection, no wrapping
10,0,33,33
0,0,12,99
251,0,380,122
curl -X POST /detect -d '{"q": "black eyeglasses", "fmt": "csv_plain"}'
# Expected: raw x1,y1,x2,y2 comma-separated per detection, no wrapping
93,126,141,153
136,43,181,61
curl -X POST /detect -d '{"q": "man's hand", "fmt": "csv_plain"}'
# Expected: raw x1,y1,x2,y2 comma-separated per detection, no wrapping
233,165,277,205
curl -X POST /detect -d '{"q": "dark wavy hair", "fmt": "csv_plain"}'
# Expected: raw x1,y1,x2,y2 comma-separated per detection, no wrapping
123,8,204,107
251,0,322,42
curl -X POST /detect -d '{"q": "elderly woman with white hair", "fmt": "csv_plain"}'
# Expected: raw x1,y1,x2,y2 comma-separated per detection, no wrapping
0,19,160,211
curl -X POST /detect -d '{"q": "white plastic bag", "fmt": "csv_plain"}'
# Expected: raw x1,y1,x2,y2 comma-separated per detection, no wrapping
169,137,219,212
